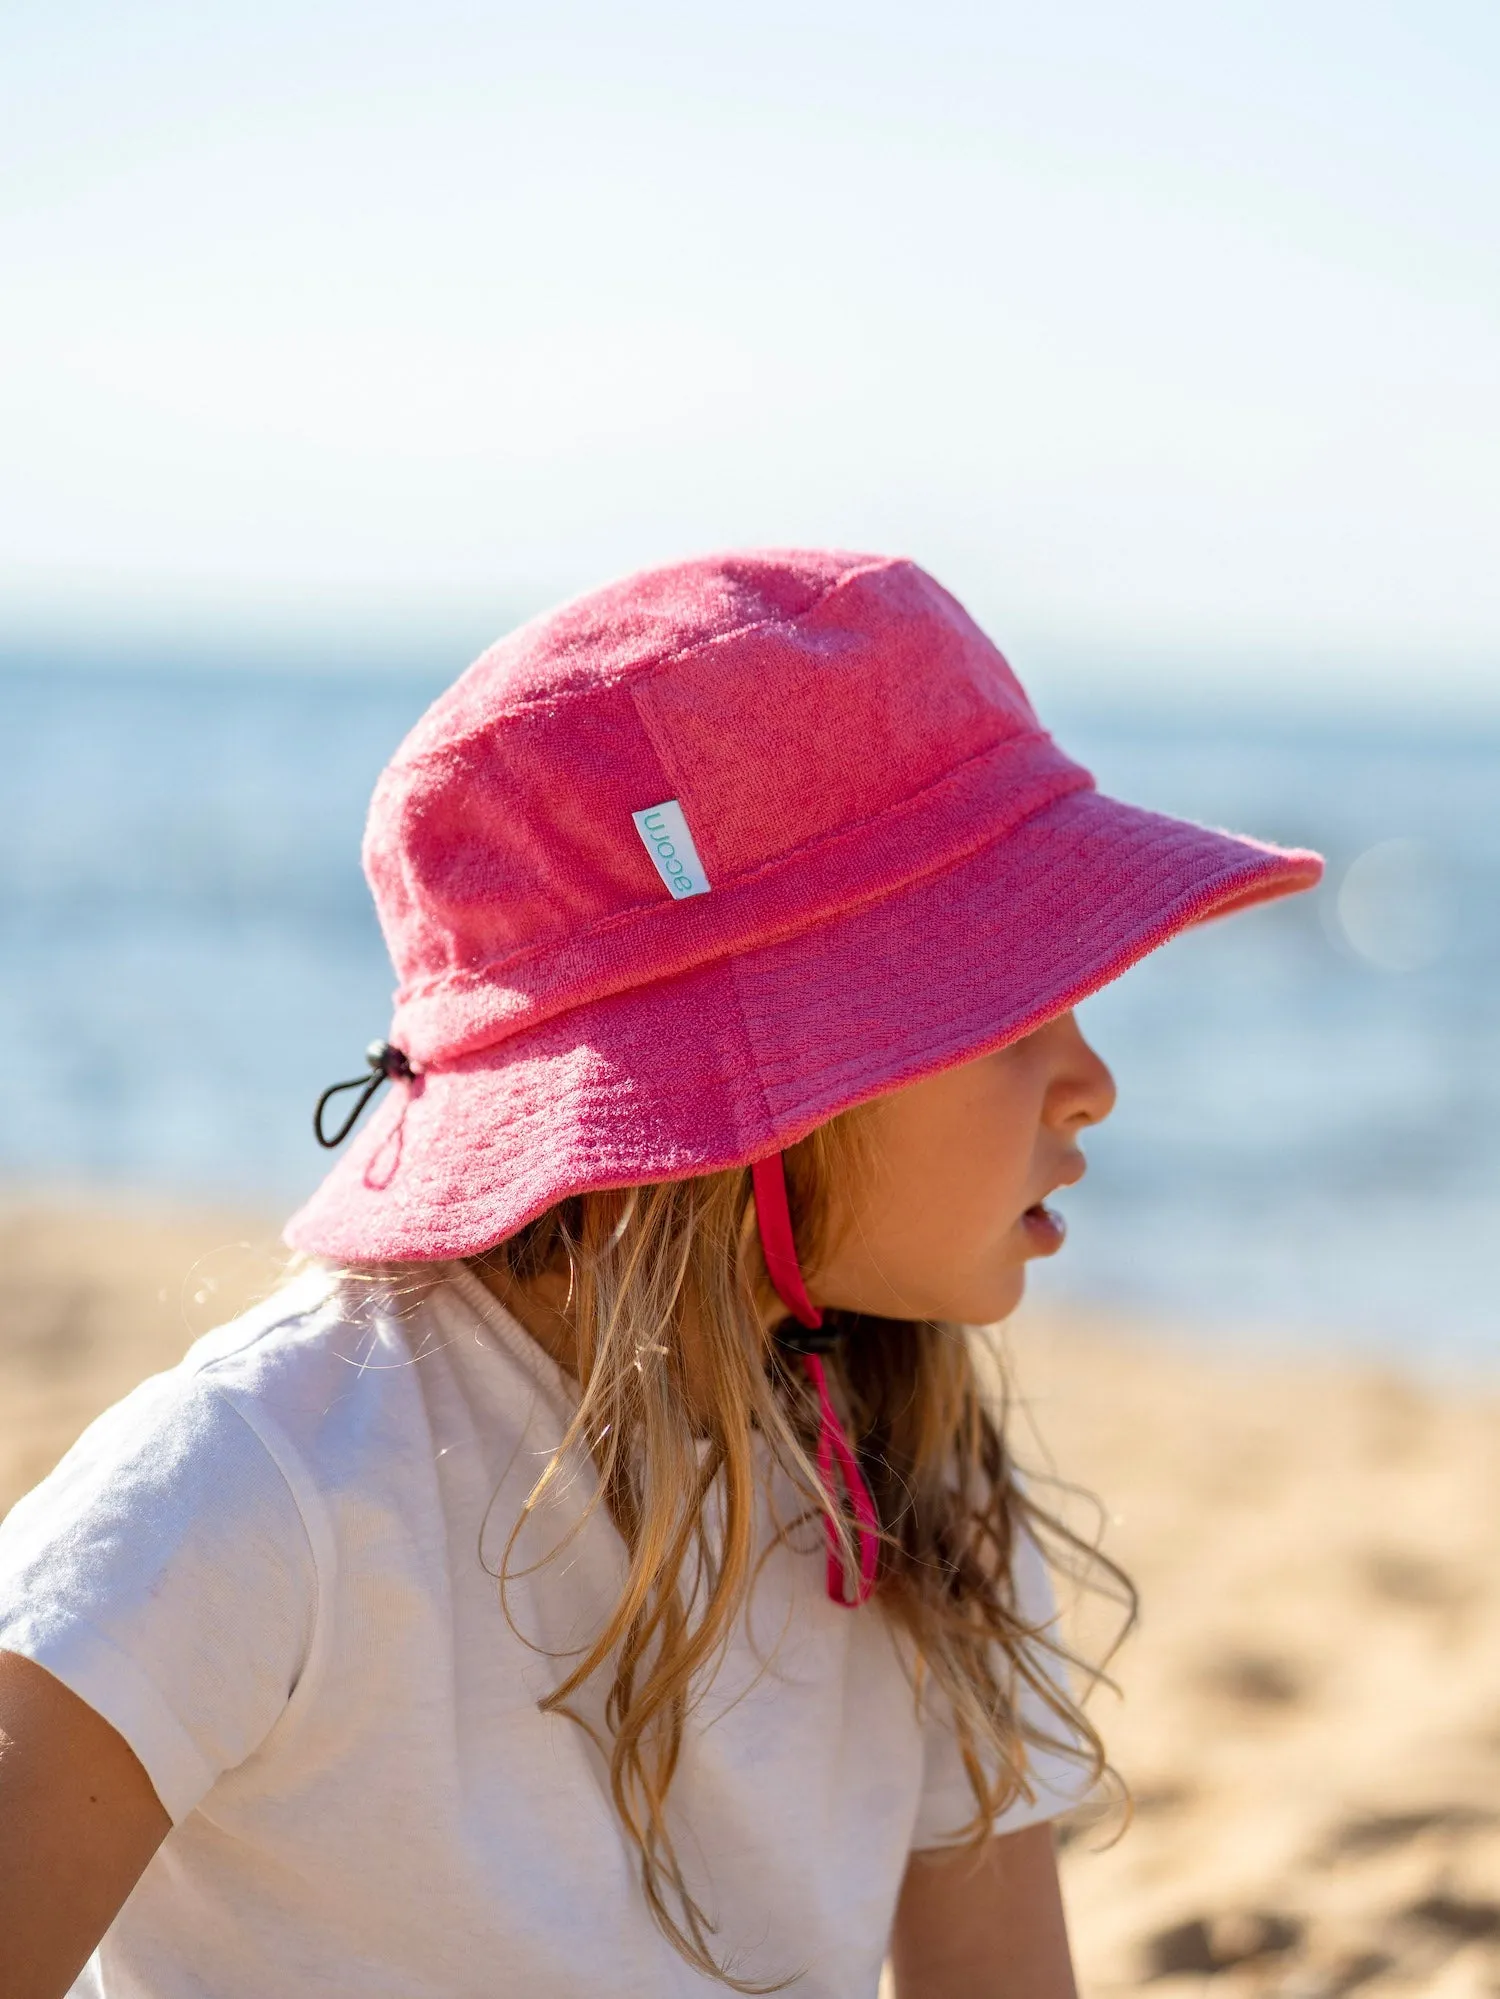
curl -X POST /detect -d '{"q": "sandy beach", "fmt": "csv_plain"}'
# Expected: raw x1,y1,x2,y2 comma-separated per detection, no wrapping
2,1198,1496,1996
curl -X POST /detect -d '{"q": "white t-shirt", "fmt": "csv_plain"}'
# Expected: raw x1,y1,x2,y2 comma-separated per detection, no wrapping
0,1262,1088,1998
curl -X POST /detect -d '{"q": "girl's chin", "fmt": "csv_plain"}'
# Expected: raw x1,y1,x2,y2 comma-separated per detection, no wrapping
984,1267,1028,1324
934,1264,1027,1328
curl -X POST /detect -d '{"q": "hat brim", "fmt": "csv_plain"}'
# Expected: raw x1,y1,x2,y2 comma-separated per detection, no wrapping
284,785,1322,1262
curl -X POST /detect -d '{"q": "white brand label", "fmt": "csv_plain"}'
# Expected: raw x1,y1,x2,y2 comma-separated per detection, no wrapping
632,799,711,899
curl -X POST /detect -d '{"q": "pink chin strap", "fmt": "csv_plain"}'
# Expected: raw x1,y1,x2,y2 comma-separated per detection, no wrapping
751,1153,880,1608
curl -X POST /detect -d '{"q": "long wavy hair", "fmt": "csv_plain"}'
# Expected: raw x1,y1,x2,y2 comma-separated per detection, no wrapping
452,1104,1134,1989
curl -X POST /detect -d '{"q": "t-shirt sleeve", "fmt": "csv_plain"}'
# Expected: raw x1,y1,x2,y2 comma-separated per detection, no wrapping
0,1367,318,1824
910,1519,1096,1850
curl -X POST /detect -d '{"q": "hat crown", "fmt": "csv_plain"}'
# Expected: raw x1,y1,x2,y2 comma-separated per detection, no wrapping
365,550,1083,1065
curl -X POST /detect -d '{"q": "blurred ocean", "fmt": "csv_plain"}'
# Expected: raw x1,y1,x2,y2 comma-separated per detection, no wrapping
1,660,1495,1370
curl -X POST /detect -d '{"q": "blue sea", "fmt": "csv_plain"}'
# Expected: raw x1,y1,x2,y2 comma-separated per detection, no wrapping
2,660,1496,1372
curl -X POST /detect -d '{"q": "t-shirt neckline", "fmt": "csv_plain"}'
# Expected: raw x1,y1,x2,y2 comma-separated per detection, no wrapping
436,1258,582,1421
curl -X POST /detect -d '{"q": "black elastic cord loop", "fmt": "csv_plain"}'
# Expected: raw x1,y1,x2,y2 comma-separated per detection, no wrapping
313,1041,414,1149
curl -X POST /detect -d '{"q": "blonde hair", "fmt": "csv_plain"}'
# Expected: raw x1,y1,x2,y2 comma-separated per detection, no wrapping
455,1107,1133,1989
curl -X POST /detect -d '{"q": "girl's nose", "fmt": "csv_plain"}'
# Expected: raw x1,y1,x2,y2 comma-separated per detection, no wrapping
1046,1011,1118,1131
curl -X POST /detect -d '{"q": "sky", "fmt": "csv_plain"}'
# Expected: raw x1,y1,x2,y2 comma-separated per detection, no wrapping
1,1,1496,707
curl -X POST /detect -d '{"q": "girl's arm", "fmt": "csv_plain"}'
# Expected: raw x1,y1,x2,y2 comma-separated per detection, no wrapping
0,1649,170,1999
890,1822,1078,1999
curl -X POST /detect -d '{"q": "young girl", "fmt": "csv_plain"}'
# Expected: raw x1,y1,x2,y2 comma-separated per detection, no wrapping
0,550,1321,1998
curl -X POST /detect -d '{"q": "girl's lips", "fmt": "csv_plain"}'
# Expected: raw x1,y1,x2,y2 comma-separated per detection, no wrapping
1020,1202,1067,1255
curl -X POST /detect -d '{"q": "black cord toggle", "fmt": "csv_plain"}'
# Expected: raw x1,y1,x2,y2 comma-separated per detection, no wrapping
313,1040,415,1149
775,1319,848,1355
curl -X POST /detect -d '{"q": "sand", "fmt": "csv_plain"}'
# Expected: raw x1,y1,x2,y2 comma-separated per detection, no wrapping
2,1197,1497,1996
1011,1309,1500,1997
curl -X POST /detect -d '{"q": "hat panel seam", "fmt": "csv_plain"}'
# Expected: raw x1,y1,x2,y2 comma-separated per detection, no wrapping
619,563,1017,890
724,952,783,1163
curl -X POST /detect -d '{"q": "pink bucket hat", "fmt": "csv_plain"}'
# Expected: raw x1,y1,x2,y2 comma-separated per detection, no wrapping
286,549,1323,1263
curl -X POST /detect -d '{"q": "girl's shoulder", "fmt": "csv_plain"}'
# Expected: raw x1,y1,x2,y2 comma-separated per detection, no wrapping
4,1260,565,1578
177,1260,435,1393
0,1262,567,1823
0,1272,374,1824
161,1259,574,1495
172,1257,554,1404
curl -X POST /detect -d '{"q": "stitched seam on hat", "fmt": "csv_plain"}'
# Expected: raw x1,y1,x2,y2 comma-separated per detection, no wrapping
391,727,1081,1007
725,952,782,1160
386,555,904,767
622,556,906,699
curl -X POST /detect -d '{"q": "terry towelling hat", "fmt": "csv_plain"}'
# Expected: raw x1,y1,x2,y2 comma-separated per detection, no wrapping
286,549,1323,1264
